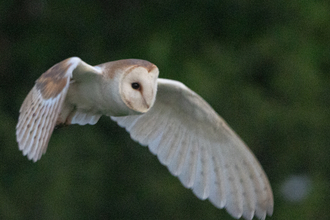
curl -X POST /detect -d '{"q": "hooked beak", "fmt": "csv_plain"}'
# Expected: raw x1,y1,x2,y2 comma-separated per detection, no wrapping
141,95,150,112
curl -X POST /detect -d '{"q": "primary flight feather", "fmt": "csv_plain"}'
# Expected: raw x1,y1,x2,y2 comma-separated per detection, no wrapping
16,57,273,220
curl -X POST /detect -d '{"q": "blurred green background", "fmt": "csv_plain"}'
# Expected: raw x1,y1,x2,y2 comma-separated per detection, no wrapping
1,0,330,219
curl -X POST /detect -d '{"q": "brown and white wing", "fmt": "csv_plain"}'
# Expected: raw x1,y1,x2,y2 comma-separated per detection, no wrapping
16,57,101,162
111,79,273,220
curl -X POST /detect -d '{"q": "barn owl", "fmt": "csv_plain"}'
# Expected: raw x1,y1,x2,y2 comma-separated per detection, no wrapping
16,57,273,220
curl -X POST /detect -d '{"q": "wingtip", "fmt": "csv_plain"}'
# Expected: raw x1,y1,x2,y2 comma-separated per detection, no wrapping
267,204,274,216
225,205,243,220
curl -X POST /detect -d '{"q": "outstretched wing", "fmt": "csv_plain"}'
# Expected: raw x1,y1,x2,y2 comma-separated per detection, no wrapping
111,79,273,220
16,57,101,162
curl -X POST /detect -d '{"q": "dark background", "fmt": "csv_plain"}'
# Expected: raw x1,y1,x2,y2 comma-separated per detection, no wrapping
1,0,329,219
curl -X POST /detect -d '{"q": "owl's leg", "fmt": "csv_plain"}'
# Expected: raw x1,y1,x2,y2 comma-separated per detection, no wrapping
55,102,76,129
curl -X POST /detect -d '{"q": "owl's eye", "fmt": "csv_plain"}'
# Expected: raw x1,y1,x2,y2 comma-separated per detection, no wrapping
131,82,140,90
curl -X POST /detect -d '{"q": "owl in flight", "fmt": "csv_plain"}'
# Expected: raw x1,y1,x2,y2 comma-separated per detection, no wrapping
16,57,273,220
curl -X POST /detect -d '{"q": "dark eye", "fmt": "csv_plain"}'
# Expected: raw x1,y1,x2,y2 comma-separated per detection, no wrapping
131,82,140,90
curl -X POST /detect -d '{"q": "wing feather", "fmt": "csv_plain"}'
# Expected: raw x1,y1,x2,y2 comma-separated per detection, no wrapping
192,131,211,200
71,111,101,125
148,132,164,155
237,161,256,220
137,107,168,146
114,115,138,129
16,57,94,162
17,77,70,161
208,142,226,208
29,100,49,158
36,100,54,156
168,128,190,176
180,134,199,188
154,123,178,165
111,78,273,220
142,111,171,151
223,152,244,218
157,124,183,166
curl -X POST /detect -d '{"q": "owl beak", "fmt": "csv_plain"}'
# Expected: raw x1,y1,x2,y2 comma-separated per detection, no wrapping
142,96,150,110
139,88,154,113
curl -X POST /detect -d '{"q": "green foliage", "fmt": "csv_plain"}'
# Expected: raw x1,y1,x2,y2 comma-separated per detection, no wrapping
1,0,330,219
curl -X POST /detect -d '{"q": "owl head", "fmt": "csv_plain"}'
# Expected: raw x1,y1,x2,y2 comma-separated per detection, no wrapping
99,59,159,115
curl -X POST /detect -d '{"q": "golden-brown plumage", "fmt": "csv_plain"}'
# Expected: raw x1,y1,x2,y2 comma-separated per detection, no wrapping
35,58,73,99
